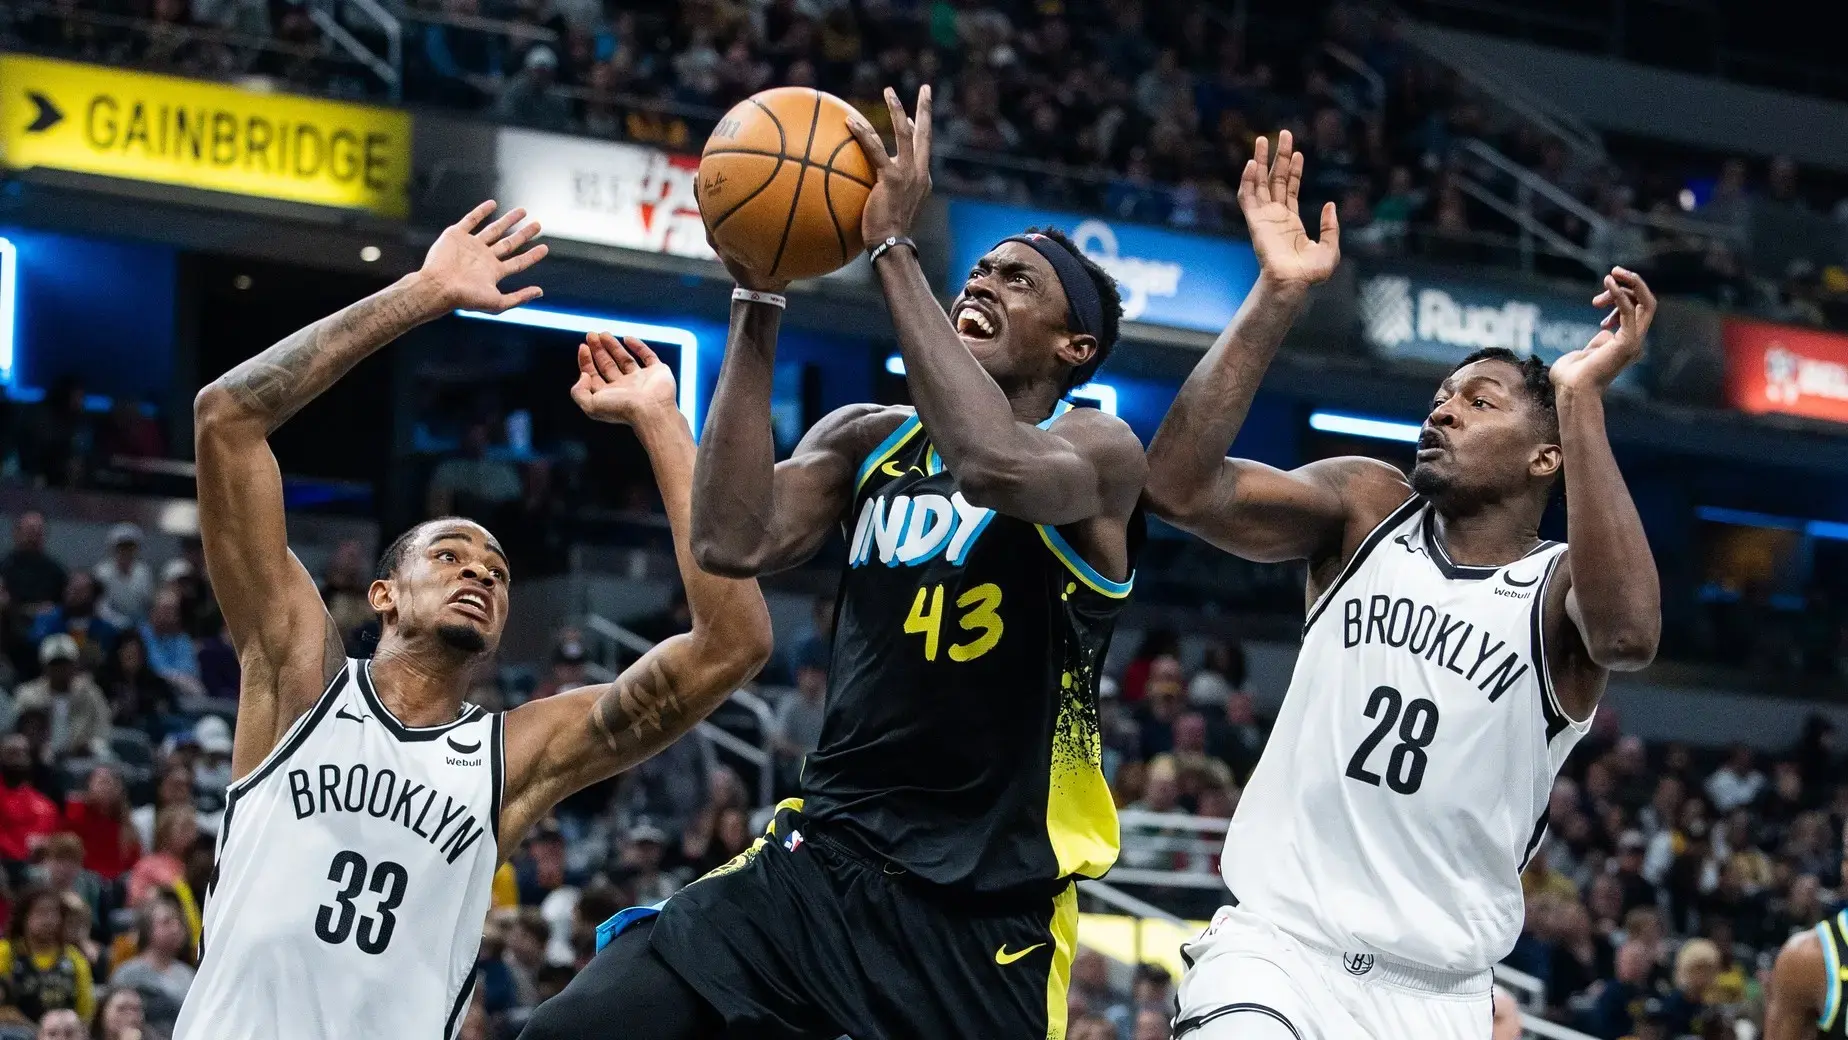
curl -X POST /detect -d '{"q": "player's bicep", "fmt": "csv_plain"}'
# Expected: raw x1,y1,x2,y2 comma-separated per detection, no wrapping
757,405,905,572
1766,931,1827,1040
982,409,1146,526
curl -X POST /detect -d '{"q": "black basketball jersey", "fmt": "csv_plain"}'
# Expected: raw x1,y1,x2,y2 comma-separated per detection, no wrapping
800,408,1138,896
1815,910,1848,1037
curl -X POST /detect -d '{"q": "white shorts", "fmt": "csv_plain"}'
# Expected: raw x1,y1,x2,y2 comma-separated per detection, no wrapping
1174,905,1493,1040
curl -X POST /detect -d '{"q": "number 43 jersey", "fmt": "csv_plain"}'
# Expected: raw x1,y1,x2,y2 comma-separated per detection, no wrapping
1223,496,1585,975
175,659,503,1040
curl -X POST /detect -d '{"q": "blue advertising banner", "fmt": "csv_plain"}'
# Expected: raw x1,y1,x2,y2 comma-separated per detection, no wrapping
1357,263,1643,392
945,200,1257,334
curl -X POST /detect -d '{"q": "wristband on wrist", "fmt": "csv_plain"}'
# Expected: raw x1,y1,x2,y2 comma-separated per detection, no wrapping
867,236,917,265
731,287,787,309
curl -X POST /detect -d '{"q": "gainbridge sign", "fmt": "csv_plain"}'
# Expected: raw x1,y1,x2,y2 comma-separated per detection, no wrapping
0,54,410,217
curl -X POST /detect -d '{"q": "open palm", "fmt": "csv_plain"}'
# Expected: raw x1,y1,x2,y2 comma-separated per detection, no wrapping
420,200,549,314
571,333,679,426
1552,268,1656,393
1239,130,1341,289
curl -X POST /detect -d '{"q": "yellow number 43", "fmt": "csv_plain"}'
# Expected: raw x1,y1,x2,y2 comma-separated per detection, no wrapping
904,583,1004,662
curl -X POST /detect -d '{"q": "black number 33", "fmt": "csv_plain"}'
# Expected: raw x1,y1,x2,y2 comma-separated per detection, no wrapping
1344,685,1440,795
315,850,409,955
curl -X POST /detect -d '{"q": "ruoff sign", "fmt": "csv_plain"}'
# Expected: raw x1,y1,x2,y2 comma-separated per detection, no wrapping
1723,317,1848,424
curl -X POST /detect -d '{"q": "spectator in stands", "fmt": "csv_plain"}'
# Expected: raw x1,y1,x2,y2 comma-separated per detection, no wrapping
136,590,198,698
1184,639,1245,708
34,1009,87,1040
625,586,691,646
0,885,95,1026
107,896,194,1032
1069,1014,1118,1040
95,634,172,732
504,908,550,1010
1126,964,1173,1039
1120,630,1179,703
426,421,523,521
1207,690,1267,784
124,810,195,910
15,377,91,488
316,540,373,656
30,576,118,673
417,0,504,108
1546,896,1611,1019
94,986,146,1040
14,636,111,762
2,513,67,612
475,910,520,1016
1069,948,1123,1026
61,768,138,883
129,766,193,855
1705,744,1764,812
34,834,104,944
91,526,152,630
770,652,825,792
0,732,60,879
611,820,676,906
1134,661,1185,759
1584,939,1653,1039
532,634,589,702
1131,1007,1168,1040
495,45,573,132
96,399,164,465
1659,937,1717,1036
0,579,37,698
512,822,574,907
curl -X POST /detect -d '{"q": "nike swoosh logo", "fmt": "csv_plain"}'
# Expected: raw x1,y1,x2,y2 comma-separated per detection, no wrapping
879,460,925,479
447,737,482,754
1503,572,1540,588
335,707,368,724
995,943,1045,965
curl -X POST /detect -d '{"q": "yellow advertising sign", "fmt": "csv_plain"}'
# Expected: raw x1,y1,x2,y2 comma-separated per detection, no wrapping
0,54,409,217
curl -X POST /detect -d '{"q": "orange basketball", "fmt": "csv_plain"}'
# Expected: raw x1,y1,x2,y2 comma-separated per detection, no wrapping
698,87,875,283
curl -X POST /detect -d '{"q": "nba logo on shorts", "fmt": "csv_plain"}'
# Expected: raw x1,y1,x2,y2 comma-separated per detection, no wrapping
784,829,804,853
1343,953,1375,977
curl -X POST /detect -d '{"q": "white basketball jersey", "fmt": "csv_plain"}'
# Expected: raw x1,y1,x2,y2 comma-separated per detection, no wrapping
1222,496,1587,974
175,659,504,1040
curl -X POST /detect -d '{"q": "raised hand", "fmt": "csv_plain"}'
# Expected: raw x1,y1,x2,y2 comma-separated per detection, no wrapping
571,333,680,427
420,200,548,314
845,86,933,246
1552,268,1655,394
1239,131,1341,290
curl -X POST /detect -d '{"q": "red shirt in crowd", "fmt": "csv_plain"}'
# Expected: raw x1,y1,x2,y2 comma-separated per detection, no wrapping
63,797,143,879
0,780,60,862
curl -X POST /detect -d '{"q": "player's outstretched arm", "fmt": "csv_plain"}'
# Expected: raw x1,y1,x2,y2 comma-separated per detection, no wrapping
196,201,545,780
1544,269,1662,714
500,336,772,854
846,87,1143,526
1144,131,1366,563
1765,929,1826,1040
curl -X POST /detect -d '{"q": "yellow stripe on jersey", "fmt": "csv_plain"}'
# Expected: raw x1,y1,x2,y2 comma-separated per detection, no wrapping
1046,669,1120,880
1036,525,1134,599
1044,885,1080,1040
855,417,923,491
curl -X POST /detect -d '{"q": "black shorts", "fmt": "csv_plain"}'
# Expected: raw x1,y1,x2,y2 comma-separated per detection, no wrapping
636,803,1080,1040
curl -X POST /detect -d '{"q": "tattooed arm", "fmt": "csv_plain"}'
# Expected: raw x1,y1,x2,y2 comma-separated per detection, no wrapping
194,202,546,781
497,335,773,858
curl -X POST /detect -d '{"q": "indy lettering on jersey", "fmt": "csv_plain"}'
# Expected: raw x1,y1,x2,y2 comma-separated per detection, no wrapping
847,490,996,568
1340,594,1530,701
285,763,487,864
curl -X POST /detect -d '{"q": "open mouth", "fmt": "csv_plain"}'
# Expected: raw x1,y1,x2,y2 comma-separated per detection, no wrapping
954,304,998,340
1415,428,1447,461
448,589,491,623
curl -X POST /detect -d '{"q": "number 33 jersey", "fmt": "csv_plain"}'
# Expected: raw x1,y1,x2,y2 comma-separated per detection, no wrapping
1223,496,1585,975
803,410,1139,895
175,659,503,1040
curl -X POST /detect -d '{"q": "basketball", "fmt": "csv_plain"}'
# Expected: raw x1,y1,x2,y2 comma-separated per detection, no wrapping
698,87,875,283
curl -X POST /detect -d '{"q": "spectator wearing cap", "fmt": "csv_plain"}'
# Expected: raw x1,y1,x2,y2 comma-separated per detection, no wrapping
30,574,119,672
1,733,61,878
2,512,68,611
14,636,111,761
137,589,200,697
92,525,153,629
62,767,140,882
495,44,573,132
184,716,235,805
612,820,676,906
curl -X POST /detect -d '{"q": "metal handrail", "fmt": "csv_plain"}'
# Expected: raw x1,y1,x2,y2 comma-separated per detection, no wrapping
3,3,343,63
583,613,777,805
1398,20,1603,163
337,0,404,102
391,6,560,45
305,4,396,93
1458,139,1604,227
1320,41,1386,112
1450,175,1600,272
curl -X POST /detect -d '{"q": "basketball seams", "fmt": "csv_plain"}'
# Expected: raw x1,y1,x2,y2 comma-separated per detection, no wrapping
822,135,858,265
699,148,876,189
705,100,790,233
767,91,825,279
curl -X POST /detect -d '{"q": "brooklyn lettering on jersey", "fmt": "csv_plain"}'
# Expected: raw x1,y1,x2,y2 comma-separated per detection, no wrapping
1340,593,1531,701
285,763,487,865
847,490,996,568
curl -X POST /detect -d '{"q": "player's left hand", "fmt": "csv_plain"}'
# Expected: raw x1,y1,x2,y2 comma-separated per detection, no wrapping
846,86,933,247
1552,267,1655,393
418,200,548,314
571,333,679,426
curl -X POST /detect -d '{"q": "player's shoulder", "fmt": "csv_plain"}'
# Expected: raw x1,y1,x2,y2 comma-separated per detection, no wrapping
804,403,914,455
1303,456,1413,513
1777,923,1827,970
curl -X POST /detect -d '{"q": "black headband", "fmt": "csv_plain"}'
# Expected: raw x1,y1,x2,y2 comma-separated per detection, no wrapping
1000,233,1104,343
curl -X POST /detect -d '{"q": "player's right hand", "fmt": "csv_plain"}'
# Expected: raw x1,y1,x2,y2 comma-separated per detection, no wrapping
706,230,792,294
417,200,549,314
571,332,680,428
1239,131,1341,291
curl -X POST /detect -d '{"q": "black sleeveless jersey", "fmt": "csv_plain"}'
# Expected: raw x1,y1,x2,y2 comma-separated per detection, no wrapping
801,409,1139,896
1816,909,1848,1037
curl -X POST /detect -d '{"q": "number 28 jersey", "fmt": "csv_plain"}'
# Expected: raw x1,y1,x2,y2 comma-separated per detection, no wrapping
175,660,503,1040
1222,496,1585,974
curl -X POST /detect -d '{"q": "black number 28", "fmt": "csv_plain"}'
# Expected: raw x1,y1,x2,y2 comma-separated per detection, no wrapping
1344,685,1440,795
315,850,409,955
